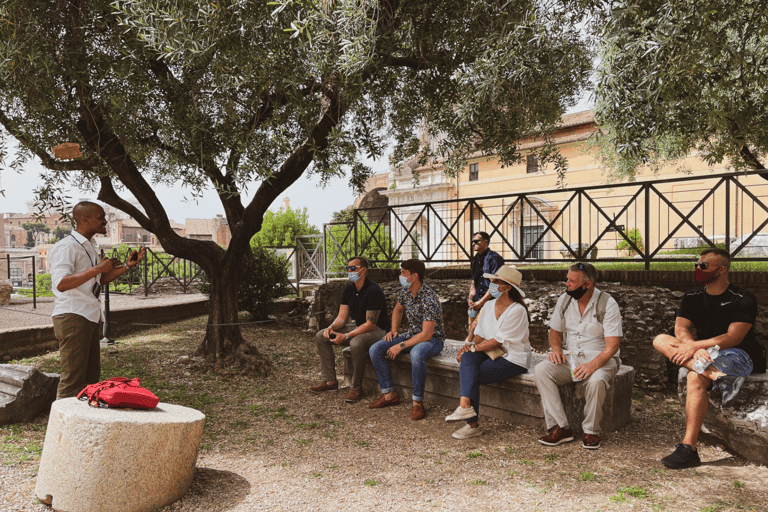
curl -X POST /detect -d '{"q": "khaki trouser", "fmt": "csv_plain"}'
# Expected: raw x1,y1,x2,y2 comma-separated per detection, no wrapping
53,313,102,399
315,326,386,390
533,357,619,435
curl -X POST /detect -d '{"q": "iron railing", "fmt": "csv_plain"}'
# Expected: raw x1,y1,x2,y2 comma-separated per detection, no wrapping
343,170,768,270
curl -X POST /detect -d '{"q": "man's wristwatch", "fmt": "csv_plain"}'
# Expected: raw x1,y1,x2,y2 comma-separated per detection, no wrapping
399,342,405,349
470,344,476,353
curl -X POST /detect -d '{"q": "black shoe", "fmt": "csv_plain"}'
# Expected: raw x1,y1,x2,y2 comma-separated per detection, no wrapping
661,443,701,469
717,375,746,406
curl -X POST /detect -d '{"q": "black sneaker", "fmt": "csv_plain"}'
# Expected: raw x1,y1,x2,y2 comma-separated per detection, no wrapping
717,375,746,406
661,443,701,469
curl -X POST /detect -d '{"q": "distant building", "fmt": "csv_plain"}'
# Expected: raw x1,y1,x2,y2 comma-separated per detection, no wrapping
185,215,231,247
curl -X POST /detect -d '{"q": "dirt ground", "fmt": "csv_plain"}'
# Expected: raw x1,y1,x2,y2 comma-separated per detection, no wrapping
2,317,767,512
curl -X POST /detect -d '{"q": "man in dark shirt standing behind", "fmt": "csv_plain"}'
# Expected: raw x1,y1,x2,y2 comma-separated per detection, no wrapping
309,256,390,404
468,231,504,321
653,248,766,469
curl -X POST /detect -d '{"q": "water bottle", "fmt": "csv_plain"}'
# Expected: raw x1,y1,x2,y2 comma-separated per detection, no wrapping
468,308,478,319
692,345,720,374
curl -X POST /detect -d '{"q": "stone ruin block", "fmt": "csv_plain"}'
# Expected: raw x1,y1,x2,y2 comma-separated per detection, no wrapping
0,364,60,426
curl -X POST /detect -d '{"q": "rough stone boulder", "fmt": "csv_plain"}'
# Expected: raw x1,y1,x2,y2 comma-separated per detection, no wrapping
36,398,206,512
678,368,768,465
0,364,59,426
0,279,12,306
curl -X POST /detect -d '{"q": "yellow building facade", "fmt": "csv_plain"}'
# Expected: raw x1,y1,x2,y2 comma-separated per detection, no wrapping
357,111,768,264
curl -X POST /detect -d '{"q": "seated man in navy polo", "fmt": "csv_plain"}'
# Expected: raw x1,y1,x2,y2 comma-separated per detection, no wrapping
654,248,766,469
368,259,445,421
309,256,389,404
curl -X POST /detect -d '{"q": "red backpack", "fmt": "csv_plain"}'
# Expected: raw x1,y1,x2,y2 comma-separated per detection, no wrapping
77,377,159,409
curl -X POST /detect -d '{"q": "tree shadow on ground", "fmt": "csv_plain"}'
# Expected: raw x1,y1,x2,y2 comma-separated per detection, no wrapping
169,467,250,511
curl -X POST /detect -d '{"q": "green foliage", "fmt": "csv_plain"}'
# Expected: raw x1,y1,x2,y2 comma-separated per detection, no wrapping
198,246,292,320
595,0,768,180
35,273,52,293
250,205,320,248
616,228,644,254
21,222,50,234
578,471,596,482
50,227,72,243
326,208,399,273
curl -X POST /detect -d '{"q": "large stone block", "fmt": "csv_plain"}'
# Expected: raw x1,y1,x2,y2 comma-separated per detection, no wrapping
677,368,768,465
35,398,205,512
0,279,12,306
0,364,59,426
344,339,635,433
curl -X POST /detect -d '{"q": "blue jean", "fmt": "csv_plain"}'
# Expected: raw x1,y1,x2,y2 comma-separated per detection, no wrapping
459,351,527,423
369,335,443,401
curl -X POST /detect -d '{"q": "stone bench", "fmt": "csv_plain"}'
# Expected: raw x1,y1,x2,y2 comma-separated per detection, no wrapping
35,397,206,512
677,368,768,465
343,339,635,433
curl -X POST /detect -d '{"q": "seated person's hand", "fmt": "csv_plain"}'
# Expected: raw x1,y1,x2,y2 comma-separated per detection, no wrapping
548,351,566,364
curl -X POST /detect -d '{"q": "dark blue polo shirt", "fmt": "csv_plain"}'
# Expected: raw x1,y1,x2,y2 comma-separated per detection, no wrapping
471,248,504,302
340,279,390,331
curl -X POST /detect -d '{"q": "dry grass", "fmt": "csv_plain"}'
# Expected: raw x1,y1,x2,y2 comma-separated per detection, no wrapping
2,316,768,511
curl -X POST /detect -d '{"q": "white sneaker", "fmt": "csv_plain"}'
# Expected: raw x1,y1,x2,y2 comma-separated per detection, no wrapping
445,406,477,422
452,424,483,440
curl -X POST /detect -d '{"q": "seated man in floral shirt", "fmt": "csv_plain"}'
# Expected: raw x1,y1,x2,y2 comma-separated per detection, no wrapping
368,259,445,420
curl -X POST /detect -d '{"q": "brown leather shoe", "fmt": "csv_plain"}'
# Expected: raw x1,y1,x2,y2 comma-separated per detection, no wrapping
309,381,338,393
410,401,425,420
345,389,363,403
582,433,601,449
538,425,574,446
368,393,401,408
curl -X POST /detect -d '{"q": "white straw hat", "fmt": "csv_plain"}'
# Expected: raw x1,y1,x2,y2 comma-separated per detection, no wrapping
483,265,525,298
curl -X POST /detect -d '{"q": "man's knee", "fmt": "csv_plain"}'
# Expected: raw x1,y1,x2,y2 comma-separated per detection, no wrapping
534,360,555,382
653,334,674,352
686,369,709,391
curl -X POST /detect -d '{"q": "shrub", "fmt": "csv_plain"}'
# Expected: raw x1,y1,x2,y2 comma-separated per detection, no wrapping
616,228,644,254
36,273,52,293
198,246,292,320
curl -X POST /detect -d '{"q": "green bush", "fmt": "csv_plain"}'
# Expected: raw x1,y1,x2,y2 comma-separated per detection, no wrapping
36,273,52,293
616,228,644,254
198,246,293,320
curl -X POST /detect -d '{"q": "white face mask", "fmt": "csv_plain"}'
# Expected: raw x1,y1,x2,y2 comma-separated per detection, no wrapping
489,282,503,298
399,275,412,288
348,271,361,283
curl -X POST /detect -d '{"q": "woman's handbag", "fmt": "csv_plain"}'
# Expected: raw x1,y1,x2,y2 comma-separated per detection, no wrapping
475,308,508,361
77,377,159,409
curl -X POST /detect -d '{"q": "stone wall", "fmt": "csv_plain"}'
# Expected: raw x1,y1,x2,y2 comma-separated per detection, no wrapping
308,278,768,391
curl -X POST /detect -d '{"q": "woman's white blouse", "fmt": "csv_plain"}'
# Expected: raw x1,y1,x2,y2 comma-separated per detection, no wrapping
475,300,531,368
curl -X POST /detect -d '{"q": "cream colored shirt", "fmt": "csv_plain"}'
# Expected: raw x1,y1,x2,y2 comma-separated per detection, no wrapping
548,288,622,360
49,231,104,323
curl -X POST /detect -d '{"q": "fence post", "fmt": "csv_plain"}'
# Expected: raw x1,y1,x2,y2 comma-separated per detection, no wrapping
6,254,9,279
645,183,651,271
100,248,115,344
725,178,731,254
32,255,37,309
144,250,149,297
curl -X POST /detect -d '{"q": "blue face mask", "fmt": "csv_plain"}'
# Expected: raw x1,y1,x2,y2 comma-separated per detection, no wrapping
399,275,411,288
348,271,361,283
489,282,503,298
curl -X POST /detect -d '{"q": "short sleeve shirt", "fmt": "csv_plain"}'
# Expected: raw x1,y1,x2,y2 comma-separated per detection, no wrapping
340,279,389,331
475,300,531,368
548,288,623,356
398,283,445,342
677,285,762,364
471,249,504,301
48,232,104,323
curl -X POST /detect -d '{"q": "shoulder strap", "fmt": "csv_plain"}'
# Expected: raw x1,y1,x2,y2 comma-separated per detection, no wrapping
596,291,611,324
559,295,572,320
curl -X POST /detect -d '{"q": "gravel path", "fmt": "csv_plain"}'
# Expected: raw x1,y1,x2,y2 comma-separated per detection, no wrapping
0,293,207,331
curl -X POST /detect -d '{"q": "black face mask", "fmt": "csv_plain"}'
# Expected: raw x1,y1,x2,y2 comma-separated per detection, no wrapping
565,284,588,300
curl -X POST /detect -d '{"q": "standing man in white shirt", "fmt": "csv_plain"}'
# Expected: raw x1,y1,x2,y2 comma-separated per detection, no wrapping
533,262,623,450
48,201,145,399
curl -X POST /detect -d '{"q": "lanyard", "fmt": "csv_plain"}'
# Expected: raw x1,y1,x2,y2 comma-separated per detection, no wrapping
71,234,98,267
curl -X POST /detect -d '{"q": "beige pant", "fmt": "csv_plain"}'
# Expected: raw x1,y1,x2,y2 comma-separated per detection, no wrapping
315,326,386,390
53,313,102,399
533,357,619,435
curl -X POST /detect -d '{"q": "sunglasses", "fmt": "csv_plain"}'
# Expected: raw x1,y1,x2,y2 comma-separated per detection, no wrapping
576,262,587,271
694,262,720,270
471,239,486,245
346,266,359,271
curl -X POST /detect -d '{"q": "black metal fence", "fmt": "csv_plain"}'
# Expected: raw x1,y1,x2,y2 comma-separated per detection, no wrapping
342,170,768,270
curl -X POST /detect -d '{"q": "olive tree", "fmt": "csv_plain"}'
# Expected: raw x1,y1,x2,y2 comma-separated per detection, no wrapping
0,0,594,373
595,0,768,181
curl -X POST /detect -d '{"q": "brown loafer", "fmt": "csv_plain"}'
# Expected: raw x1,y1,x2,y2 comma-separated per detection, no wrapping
368,394,401,408
582,433,601,450
410,401,425,420
309,381,338,393
538,425,574,446
345,389,363,403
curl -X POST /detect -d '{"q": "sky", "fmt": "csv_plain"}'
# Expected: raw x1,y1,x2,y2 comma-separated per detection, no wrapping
0,148,390,228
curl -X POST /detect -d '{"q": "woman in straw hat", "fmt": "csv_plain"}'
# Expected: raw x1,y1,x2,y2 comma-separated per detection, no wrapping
446,265,532,439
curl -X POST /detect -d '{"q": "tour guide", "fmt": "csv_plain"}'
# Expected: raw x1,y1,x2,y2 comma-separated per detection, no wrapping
49,201,145,399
